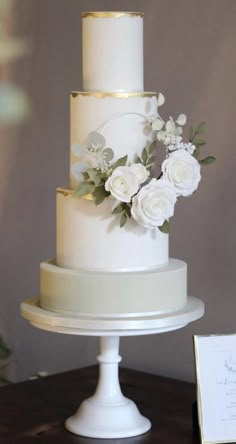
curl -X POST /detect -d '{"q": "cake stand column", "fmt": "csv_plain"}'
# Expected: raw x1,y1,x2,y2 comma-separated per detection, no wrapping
65,335,151,438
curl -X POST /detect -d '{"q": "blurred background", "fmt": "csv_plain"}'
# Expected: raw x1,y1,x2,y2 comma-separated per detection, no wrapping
0,0,235,383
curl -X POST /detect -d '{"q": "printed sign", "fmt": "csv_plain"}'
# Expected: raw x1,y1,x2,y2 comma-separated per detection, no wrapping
194,335,236,444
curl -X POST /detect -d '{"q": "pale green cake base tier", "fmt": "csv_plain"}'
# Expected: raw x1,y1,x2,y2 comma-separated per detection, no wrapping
40,259,187,318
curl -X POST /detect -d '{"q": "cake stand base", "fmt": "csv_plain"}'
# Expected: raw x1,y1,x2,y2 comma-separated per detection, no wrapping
66,336,151,438
66,397,151,438
21,296,204,439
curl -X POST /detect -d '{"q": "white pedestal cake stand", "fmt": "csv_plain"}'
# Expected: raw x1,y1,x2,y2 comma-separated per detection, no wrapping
21,296,204,439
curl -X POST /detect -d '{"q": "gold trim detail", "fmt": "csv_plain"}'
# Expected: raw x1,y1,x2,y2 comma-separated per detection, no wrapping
81,12,144,19
71,91,157,99
57,188,93,200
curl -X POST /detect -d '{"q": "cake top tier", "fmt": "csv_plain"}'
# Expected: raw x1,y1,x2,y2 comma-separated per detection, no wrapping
82,11,144,92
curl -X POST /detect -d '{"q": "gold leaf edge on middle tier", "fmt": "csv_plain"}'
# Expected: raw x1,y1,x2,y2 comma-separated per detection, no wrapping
71,91,157,98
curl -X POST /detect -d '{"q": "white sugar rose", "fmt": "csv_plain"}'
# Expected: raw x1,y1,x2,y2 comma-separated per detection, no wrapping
130,163,150,184
131,178,177,229
105,166,139,203
162,149,201,197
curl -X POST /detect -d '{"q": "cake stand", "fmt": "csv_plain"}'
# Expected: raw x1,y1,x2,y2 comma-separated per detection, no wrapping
21,296,204,439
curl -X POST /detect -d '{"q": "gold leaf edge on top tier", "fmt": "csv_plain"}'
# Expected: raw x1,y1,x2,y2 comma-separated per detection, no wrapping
81,12,144,19
71,91,157,98
57,188,93,200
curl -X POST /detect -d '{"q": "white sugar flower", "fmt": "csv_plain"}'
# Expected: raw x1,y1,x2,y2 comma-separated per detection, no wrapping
130,163,150,184
167,140,196,154
157,118,183,145
182,142,196,155
166,136,183,151
169,135,183,145
105,166,139,203
162,149,201,197
167,145,176,152
131,178,177,229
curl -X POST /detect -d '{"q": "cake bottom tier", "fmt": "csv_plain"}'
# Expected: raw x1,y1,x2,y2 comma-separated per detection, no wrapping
40,259,187,318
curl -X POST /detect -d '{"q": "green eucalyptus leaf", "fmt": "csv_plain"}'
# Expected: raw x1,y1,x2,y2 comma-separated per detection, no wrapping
176,113,187,126
152,118,164,131
194,139,206,148
148,141,157,154
199,156,216,165
141,148,148,164
103,147,114,162
120,212,128,228
87,168,101,186
87,131,105,150
112,155,128,170
157,92,165,106
189,126,194,141
75,181,95,197
166,119,175,133
100,171,109,180
147,155,156,165
92,186,109,205
159,220,170,234
124,204,131,218
193,146,201,159
135,155,142,164
82,171,89,180
196,121,206,134
112,204,124,214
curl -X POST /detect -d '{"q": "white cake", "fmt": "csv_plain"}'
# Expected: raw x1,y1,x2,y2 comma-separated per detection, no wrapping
40,11,188,317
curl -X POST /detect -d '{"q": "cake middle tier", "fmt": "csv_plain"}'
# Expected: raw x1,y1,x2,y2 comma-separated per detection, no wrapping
57,189,169,272
70,91,157,189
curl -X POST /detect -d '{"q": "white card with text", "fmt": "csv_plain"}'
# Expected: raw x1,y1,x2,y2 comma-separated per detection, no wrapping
194,334,236,444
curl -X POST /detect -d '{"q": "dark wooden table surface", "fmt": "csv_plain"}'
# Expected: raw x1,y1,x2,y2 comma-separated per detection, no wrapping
0,365,199,444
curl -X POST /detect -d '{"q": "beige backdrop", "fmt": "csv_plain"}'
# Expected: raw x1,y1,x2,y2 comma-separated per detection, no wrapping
0,0,235,382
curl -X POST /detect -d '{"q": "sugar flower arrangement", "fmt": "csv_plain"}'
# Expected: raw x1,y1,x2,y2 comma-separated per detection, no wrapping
72,93,215,233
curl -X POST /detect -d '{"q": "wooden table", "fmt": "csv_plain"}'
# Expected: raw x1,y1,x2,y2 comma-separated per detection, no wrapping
0,366,199,443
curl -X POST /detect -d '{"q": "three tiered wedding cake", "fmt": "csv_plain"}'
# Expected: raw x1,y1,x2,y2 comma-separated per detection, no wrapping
40,12,213,318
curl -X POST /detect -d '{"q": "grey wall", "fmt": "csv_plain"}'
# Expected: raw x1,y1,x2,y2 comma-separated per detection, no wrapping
0,0,235,383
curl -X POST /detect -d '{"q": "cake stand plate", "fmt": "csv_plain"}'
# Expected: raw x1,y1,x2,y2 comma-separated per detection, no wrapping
21,296,203,335
21,297,204,439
